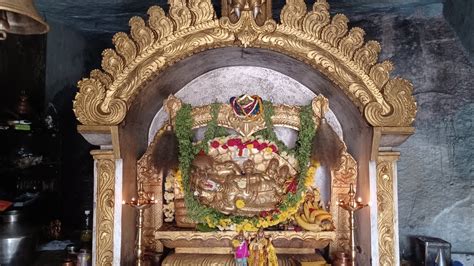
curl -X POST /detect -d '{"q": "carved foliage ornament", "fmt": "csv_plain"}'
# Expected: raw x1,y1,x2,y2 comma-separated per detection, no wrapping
91,151,116,265
73,0,416,127
376,153,398,266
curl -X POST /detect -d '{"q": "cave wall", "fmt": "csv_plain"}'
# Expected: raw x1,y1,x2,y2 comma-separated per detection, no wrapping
444,0,474,62
338,1,474,258
33,0,473,261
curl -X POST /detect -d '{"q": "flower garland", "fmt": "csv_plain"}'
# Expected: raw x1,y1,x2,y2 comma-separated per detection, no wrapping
174,100,317,231
210,136,279,157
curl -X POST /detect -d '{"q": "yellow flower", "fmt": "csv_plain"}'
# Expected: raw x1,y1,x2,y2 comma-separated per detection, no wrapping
246,144,254,150
305,165,317,187
287,207,297,215
232,239,240,247
235,220,258,232
243,222,257,232
219,218,232,228
236,224,243,232
205,216,216,228
256,219,269,228
235,199,246,209
175,170,183,191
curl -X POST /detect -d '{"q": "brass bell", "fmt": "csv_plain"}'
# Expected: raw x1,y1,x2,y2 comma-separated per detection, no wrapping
0,0,49,40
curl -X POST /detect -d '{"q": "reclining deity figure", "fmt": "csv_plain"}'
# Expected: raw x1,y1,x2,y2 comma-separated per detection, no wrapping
190,156,291,216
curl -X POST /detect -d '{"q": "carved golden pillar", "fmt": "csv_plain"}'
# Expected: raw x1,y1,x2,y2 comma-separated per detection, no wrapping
91,150,116,266
376,151,400,266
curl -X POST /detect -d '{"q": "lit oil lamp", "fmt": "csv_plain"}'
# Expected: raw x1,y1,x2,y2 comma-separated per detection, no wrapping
337,183,368,266
123,182,157,266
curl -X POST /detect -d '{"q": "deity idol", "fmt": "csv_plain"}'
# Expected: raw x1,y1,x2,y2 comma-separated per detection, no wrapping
232,231,250,266
190,156,291,216
248,228,278,266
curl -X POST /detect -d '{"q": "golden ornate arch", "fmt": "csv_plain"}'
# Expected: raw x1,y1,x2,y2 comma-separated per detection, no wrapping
73,0,416,128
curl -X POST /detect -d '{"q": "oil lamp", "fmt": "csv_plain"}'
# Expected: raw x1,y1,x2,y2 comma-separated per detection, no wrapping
123,182,157,266
337,183,368,266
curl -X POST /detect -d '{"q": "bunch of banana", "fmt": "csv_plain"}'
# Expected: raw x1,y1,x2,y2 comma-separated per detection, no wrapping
295,197,333,232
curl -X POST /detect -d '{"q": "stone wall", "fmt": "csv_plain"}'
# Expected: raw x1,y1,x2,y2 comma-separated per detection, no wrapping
34,0,473,260
336,1,473,258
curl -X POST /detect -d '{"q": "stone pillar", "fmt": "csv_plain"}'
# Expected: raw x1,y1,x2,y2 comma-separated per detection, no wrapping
79,126,123,265
91,150,116,265
79,125,132,265
376,151,400,266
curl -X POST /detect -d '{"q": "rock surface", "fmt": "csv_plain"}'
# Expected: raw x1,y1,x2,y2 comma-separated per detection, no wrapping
444,0,474,62
340,2,473,256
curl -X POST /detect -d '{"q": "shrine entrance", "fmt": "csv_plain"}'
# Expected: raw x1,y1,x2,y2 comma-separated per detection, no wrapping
74,0,416,265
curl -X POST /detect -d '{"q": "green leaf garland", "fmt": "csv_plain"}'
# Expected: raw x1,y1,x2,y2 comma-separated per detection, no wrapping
174,100,316,229
258,101,293,155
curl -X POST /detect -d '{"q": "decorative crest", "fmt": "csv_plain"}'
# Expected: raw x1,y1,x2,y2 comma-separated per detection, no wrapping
73,0,416,128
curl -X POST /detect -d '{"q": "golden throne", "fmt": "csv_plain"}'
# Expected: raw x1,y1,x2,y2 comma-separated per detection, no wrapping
73,0,416,264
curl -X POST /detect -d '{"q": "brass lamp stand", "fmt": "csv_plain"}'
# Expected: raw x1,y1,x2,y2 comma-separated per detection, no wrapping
123,182,157,266
337,183,368,266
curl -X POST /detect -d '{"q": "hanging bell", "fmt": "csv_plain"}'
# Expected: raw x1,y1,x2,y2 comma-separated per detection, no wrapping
0,0,49,40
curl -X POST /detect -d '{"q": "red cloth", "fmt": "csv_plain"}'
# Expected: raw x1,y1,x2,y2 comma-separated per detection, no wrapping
0,200,13,212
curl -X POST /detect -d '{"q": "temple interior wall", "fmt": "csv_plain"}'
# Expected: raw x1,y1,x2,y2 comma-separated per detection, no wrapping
23,0,473,262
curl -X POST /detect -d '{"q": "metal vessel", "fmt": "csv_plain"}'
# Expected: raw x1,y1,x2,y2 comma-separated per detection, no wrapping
0,209,38,265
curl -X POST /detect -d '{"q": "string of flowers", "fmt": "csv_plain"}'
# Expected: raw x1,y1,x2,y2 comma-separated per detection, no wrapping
174,100,317,231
